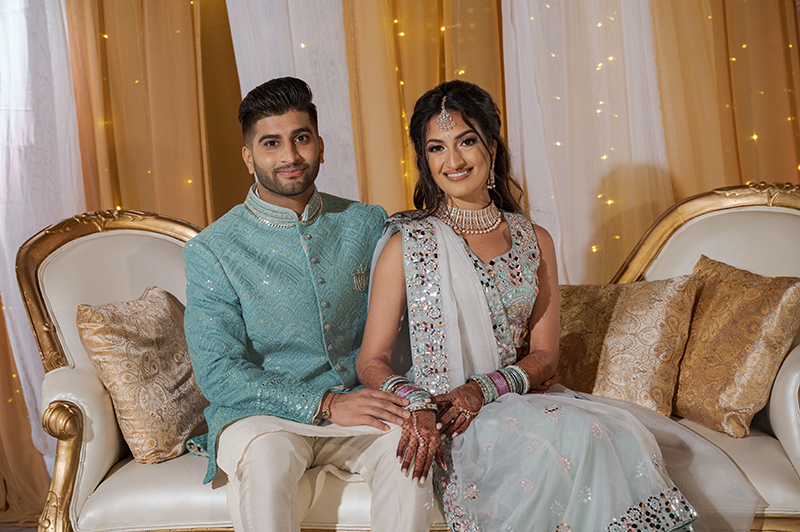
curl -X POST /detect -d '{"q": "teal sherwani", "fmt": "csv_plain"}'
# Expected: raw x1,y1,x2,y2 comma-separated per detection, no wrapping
184,185,386,483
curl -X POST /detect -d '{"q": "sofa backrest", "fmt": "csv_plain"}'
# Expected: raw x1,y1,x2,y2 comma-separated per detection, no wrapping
613,182,800,348
17,211,200,373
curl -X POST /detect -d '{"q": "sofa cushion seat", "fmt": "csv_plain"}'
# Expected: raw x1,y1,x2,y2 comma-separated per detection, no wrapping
677,418,800,515
78,452,448,532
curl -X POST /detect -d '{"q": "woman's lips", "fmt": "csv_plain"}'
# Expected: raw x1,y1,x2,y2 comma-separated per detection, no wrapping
444,169,471,181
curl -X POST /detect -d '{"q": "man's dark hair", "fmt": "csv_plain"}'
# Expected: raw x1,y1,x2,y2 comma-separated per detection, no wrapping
238,77,319,146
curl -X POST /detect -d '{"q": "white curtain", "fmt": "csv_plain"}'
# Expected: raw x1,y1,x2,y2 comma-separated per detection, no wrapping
225,0,359,202
0,0,85,470
502,0,674,285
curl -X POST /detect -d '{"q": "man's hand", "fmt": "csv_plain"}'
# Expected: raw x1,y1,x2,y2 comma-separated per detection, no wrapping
327,389,410,430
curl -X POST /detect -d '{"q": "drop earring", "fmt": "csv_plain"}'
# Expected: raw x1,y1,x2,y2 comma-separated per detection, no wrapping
487,159,496,189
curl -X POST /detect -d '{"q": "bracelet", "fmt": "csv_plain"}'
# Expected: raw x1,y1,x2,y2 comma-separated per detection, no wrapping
468,373,498,405
499,365,531,395
380,374,437,412
468,365,531,406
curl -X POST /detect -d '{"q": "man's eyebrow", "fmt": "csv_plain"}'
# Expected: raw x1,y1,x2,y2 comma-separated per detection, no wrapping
257,127,313,145
426,128,476,145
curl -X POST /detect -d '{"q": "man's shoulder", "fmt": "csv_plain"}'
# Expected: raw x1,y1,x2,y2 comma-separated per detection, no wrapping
319,193,387,225
184,205,249,256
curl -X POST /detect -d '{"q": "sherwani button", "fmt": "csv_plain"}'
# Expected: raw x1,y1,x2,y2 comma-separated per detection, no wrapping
327,344,334,351
305,234,312,240
324,323,331,330
321,300,330,308
335,364,343,371
318,278,325,284
311,257,319,263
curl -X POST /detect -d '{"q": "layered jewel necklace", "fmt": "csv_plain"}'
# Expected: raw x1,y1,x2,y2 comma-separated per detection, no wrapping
436,201,502,235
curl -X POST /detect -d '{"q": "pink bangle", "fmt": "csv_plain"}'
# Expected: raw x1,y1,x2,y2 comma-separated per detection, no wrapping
488,371,511,396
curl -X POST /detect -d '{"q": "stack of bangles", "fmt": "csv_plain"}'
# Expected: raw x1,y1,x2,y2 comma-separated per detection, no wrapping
468,365,531,405
380,375,438,412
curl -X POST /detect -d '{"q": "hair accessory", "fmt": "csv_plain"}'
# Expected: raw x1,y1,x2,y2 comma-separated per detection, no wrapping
436,96,456,132
437,201,502,235
487,159,496,189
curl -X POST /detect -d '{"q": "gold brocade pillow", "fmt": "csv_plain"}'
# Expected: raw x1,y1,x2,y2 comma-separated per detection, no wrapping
592,275,699,415
674,256,800,437
558,284,620,393
77,286,208,463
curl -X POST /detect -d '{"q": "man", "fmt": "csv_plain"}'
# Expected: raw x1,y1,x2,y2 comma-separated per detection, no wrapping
184,77,433,532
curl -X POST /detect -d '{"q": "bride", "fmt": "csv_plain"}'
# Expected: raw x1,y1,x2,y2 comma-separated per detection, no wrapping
356,80,758,531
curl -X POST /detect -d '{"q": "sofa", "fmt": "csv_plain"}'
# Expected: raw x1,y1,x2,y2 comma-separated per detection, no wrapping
15,182,800,532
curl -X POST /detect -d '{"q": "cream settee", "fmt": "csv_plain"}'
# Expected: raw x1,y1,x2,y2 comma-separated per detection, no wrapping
15,182,800,532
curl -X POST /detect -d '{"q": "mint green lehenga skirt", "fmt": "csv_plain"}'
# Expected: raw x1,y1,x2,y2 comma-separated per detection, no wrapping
444,391,758,532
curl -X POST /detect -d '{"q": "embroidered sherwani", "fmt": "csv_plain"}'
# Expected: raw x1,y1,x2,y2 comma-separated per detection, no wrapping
184,186,433,532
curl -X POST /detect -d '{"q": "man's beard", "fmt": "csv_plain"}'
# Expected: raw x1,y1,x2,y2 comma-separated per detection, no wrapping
254,161,319,198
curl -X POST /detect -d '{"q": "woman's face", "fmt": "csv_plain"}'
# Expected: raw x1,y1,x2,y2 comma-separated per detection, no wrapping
425,111,496,210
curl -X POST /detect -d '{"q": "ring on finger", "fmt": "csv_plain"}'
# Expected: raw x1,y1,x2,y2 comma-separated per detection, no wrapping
456,405,478,420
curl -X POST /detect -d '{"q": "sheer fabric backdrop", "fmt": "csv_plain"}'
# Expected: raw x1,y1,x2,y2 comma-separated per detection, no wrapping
0,0,82,479
503,0,674,284
225,0,360,202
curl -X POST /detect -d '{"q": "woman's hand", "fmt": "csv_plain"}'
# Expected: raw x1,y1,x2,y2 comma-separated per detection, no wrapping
530,373,559,393
397,409,445,484
431,382,483,437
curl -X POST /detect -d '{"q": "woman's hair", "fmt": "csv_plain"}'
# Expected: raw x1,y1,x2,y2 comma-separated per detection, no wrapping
407,80,524,215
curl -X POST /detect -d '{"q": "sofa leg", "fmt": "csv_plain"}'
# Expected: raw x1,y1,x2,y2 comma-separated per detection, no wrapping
39,401,83,532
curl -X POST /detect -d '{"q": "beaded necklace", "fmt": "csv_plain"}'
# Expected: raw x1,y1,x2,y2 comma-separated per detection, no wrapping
436,201,502,235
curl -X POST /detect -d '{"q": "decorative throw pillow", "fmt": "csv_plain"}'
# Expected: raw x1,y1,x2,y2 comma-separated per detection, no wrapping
674,256,800,437
592,275,700,415
558,284,621,393
77,286,208,463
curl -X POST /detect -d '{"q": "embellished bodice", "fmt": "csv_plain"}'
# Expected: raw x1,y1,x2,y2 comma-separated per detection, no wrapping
391,212,540,394
462,215,540,357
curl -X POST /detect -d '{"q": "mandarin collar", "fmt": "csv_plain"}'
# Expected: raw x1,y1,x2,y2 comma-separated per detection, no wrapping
244,185,323,227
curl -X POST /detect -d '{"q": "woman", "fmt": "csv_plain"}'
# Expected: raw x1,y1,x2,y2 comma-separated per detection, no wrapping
357,80,756,531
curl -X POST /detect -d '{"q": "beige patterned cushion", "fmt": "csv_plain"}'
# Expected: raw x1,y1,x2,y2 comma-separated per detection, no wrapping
591,275,699,415
558,284,619,393
674,256,800,437
77,286,208,463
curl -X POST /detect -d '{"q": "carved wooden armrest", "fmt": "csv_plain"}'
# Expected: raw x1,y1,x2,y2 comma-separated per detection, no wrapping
39,401,83,532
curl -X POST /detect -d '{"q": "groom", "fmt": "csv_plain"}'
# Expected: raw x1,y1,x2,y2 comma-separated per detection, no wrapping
183,77,433,531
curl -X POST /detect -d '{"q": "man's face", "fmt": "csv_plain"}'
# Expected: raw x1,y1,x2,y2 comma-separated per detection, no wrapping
242,110,324,207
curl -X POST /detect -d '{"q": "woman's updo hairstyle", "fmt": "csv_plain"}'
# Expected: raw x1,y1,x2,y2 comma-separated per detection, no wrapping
408,80,524,215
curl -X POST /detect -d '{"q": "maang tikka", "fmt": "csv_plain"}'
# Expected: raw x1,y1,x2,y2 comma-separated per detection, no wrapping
436,96,456,132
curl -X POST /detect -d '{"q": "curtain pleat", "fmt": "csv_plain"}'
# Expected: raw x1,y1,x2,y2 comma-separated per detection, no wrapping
652,0,800,200
0,302,49,526
67,0,210,227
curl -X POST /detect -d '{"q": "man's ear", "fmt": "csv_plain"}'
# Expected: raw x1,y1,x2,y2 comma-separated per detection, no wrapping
318,136,325,165
242,145,255,174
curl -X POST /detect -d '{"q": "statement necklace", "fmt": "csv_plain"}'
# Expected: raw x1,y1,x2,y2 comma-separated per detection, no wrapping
437,201,502,235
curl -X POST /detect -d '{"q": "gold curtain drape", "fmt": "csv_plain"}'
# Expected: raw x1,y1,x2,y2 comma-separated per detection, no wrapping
66,0,211,227
343,0,505,215
0,302,49,526
653,0,800,199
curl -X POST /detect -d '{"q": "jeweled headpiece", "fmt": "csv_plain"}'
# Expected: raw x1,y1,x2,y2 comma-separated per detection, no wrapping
436,96,456,132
